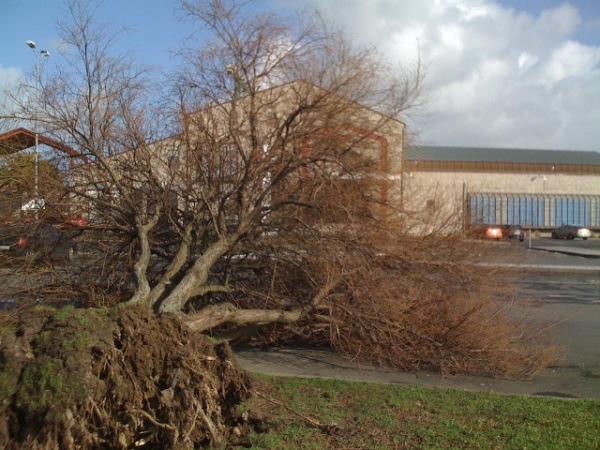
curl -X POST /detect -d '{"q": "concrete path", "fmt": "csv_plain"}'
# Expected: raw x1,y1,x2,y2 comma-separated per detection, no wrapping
234,346,600,400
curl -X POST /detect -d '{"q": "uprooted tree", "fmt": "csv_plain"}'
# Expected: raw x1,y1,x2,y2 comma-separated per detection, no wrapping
3,0,556,377
0,0,558,447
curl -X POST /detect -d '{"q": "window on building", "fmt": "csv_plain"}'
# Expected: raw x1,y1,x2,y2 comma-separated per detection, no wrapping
167,148,180,169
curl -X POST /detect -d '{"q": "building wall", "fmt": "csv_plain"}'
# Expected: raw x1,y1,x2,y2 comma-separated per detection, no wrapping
406,171,600,196
402,169,600,231
71,82,408,226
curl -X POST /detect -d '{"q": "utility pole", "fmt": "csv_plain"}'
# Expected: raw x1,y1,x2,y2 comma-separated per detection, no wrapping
26,40,50,220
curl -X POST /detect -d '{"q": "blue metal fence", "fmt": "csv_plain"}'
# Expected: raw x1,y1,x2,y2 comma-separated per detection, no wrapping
467,193,600,228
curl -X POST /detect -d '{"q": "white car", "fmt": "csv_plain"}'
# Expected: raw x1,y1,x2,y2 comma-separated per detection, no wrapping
551,225,591,240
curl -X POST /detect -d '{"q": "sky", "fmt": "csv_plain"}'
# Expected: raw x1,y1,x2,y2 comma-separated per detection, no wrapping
1,0,599,152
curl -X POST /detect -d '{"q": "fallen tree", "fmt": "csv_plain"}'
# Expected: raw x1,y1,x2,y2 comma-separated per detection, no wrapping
2,0,556,378
0,0,558,447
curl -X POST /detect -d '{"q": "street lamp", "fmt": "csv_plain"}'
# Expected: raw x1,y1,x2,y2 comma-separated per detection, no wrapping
26,40,50,219
528,175,548,248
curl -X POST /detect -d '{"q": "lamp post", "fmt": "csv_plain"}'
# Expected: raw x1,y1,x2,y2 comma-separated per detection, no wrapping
528,175,548,248
26,40,50,219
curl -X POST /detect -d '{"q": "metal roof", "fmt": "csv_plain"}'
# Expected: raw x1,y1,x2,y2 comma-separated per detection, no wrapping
0,128,78,157
405,145,600,166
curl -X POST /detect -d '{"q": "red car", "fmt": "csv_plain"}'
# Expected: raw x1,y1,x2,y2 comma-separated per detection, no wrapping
469,224,526,242
469,223,504,240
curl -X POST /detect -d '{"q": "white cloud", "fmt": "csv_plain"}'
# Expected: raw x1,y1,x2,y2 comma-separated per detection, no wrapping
277,0,600,150
0,66,24,128
517,53,538,72
0,66,23,95
541,40,600,88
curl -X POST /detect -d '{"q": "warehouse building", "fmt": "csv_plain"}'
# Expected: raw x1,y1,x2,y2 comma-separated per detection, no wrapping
403,145,600,232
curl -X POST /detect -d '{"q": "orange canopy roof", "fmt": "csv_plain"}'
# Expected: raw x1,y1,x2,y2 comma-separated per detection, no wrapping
0,128,78,157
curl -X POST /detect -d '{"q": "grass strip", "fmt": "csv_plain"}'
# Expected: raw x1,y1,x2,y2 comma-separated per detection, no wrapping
240,375,600,449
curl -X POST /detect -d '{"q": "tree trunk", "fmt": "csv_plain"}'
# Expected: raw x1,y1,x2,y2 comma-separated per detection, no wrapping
183,303,307,332
156,239,231,314
181,276,341,332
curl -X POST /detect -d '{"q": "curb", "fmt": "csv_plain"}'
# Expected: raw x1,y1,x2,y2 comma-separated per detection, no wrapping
528,246,600,259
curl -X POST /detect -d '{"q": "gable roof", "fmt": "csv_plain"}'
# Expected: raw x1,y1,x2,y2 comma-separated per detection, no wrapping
405,145,600,166
0,128,78,157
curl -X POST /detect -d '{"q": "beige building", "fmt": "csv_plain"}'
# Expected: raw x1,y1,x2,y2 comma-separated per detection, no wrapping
70,81,406,224
402,145,600,232
10,81,600,236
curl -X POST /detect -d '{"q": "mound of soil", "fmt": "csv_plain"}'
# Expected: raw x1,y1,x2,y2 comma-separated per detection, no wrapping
0,305,256,449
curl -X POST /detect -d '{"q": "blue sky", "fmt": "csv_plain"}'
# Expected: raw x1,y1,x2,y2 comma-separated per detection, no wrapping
1,0,599,151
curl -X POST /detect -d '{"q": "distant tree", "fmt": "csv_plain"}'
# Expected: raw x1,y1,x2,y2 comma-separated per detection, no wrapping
0,152,64,218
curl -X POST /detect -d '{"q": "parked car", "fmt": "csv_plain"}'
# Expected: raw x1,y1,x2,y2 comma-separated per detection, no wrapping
551,225,591,240
0,222,80,261
469,223,504,240
503,224,526,242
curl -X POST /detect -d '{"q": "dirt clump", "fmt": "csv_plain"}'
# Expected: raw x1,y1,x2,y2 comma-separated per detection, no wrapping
0,305,257,449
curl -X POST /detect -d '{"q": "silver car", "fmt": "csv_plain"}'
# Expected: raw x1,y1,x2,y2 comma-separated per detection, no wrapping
551,225,591,240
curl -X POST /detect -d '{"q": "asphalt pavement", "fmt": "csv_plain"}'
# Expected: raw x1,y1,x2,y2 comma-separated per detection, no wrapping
234,242,600,400
478,241,600,272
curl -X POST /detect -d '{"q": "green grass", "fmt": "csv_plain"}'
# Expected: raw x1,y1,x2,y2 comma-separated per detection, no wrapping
241,376,600,449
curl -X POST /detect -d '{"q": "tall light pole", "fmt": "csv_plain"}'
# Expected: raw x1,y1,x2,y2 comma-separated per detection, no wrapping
26,40,50,219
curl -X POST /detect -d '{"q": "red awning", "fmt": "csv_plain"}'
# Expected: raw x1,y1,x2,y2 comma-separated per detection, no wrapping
0,128,78,157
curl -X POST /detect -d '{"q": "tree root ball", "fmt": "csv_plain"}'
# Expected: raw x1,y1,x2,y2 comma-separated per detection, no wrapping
0,305,256,449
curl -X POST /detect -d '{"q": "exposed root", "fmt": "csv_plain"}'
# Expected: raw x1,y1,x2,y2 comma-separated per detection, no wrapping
0,305,255,449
